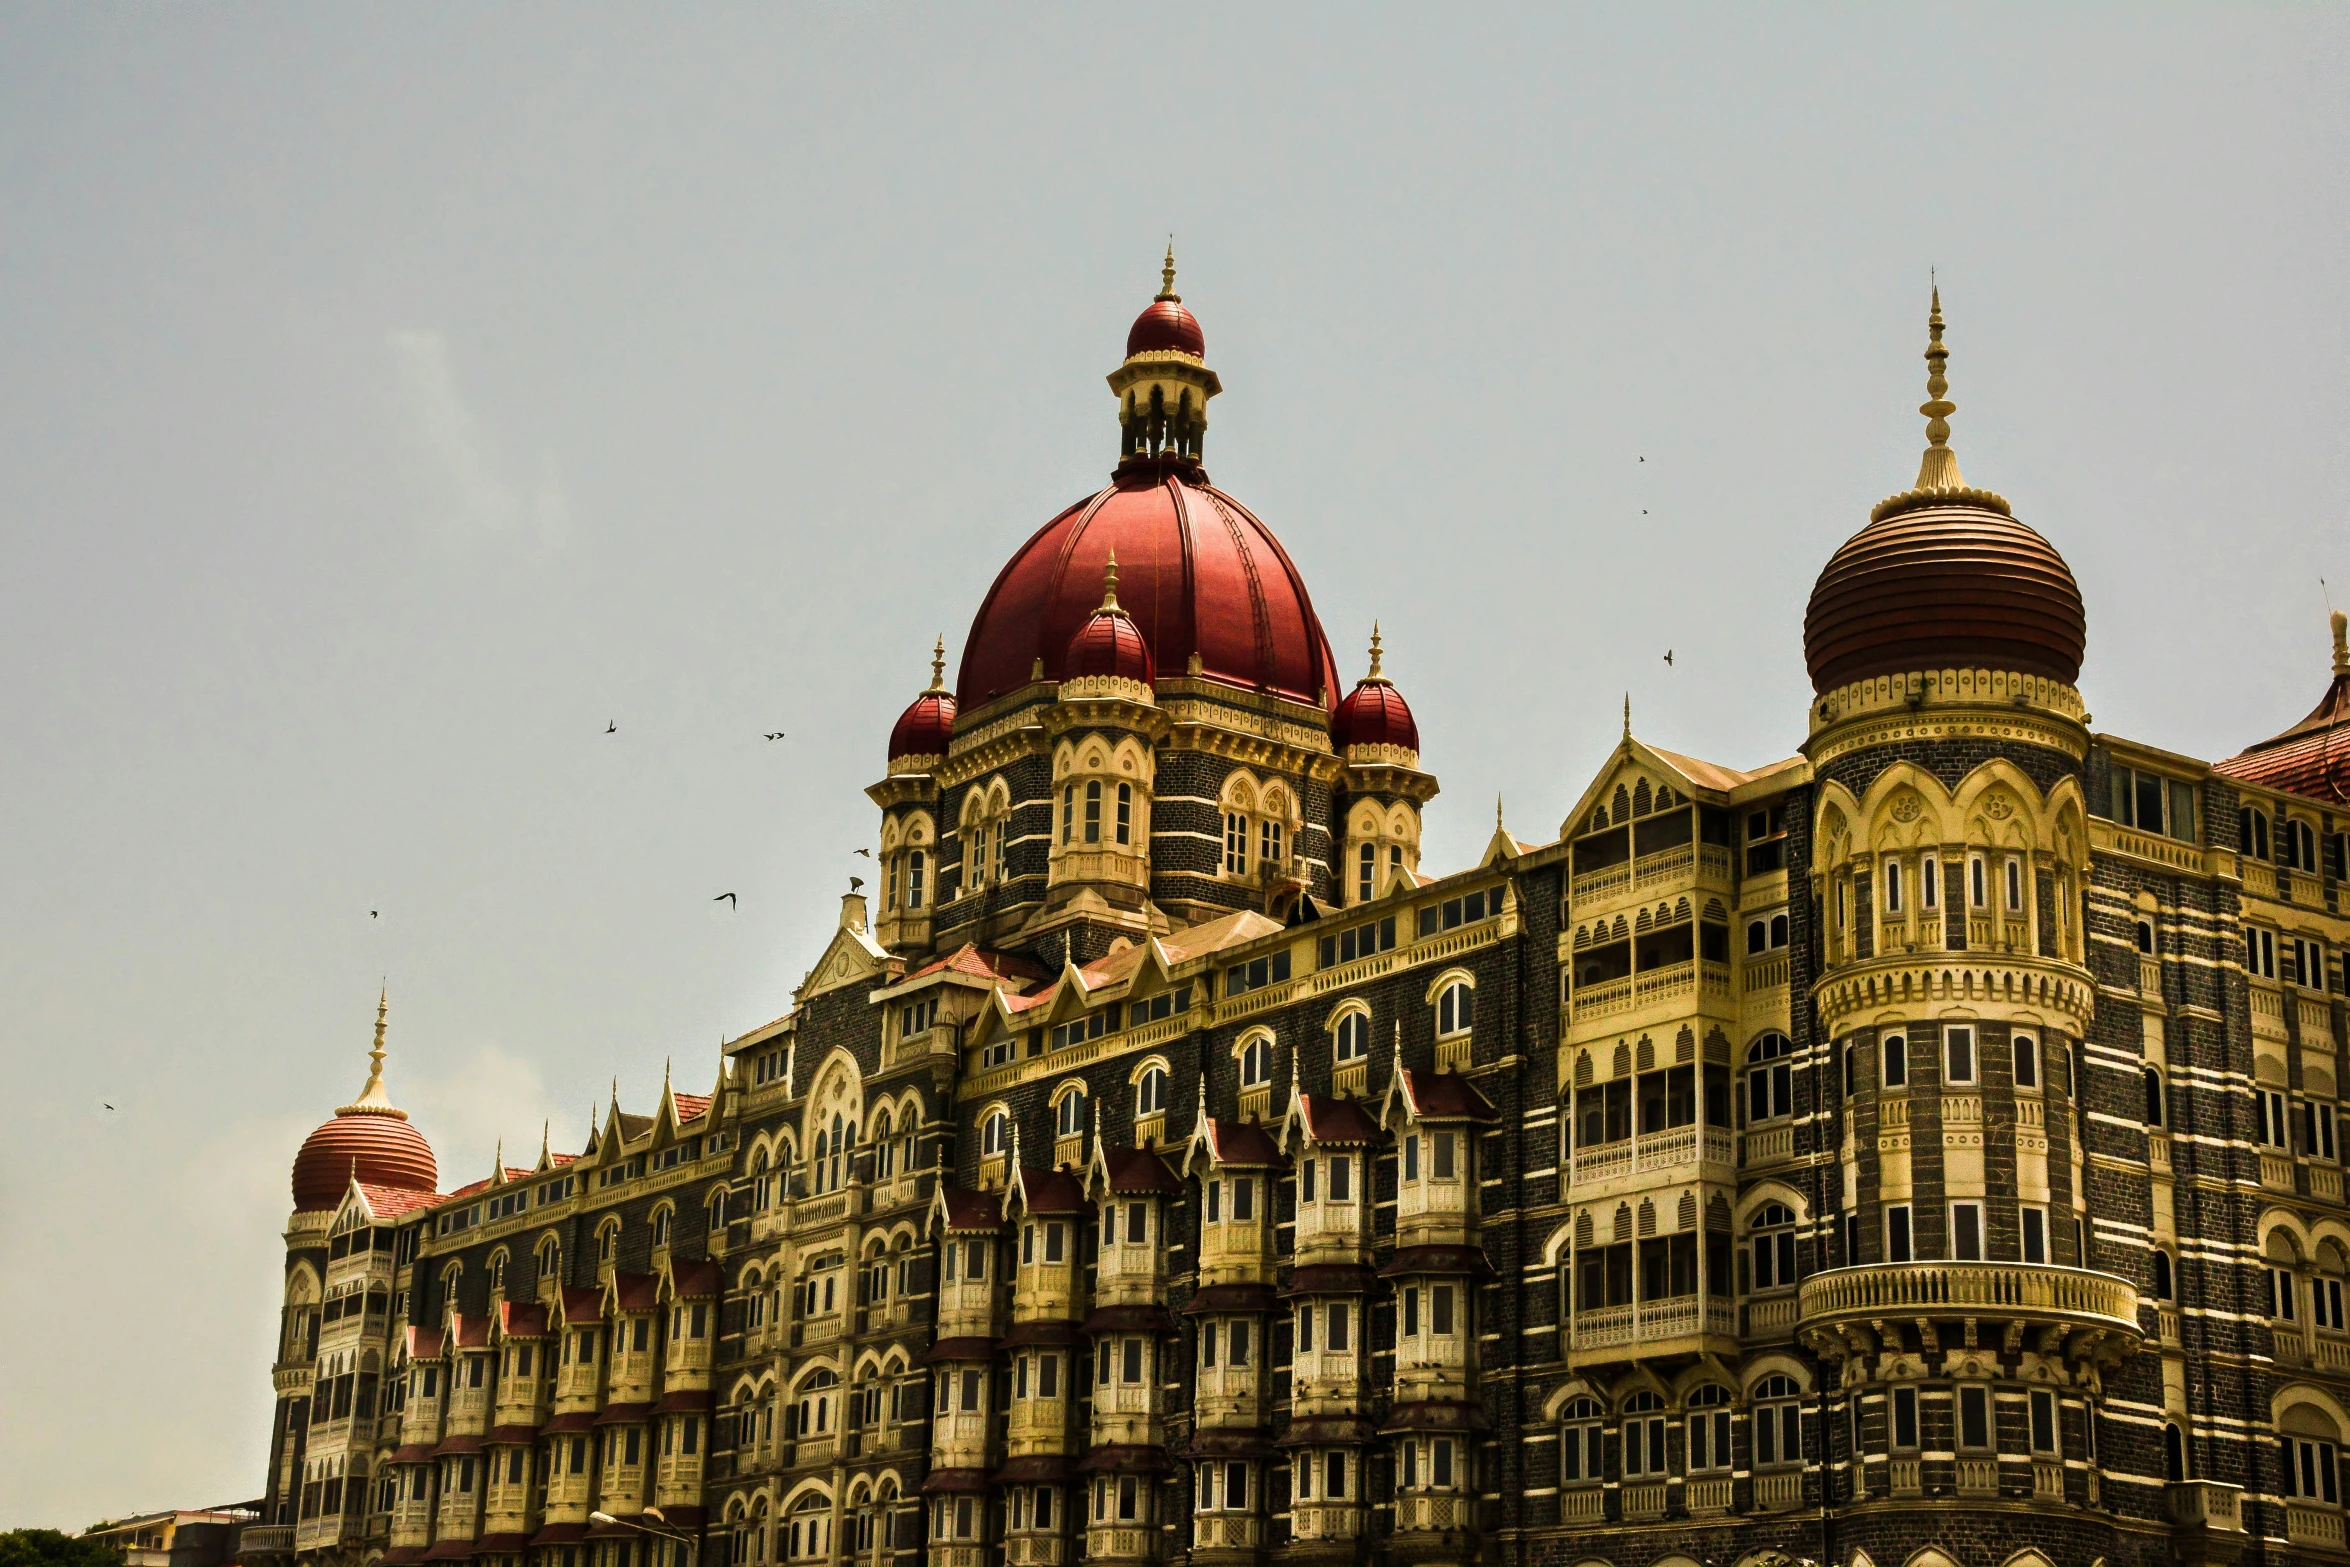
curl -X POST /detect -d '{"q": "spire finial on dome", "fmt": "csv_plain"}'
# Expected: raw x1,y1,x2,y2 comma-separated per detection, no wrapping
1915,276,1965,491
926,635,947,694
339,987,403,1117
1623,692,1632,740
1366,621,1386,682
1157,239,1179,303
1100,550,1121,612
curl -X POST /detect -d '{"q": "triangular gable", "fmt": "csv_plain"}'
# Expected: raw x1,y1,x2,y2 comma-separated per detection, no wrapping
1380,1064,1501,1131
797,919,893,1003
1085,1139,1183,1199
1181,1114,1282,1177
929,1182,1008,1237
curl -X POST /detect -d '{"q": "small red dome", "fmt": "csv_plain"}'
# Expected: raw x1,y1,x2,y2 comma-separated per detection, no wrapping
1335,678,1419,755
887,688,956,764
958,469,1337,713
1127,298,1204,360
1065,598,1155,686
292,1110,438,1213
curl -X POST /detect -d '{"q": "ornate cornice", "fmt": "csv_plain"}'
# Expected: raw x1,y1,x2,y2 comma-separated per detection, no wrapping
1806,668,2089,767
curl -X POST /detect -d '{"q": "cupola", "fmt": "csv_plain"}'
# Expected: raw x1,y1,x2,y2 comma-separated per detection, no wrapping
886,637,958,772
1109,245,1222,470
1803,288,2087,695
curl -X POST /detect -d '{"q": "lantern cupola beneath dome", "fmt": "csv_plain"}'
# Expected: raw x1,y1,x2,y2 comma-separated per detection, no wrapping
1109,245,1222,472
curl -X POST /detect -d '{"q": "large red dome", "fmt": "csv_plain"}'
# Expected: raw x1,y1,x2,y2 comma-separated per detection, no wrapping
292,1109,438,1213
957,466,1340,713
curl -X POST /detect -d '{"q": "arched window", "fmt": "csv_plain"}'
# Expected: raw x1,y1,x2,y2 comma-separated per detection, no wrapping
2165,1421,2187,1482
651,1208,672,1248
1436,982,1473,1039
1359,842,1377,903
1621,1392,1667,1477
2136,919,2156,955
1752,1375,1803,1467
596,1220,619,1264
1881,1033,1908,1090
751,1148,772,1212
488,1250,507,1290
2143,1068,2165,1128
1686,1385,1732,1473
2152,1249,2175,1301
1223,808,1249,875
1084,780,1103,844
1559,1398,1604,1483
906,850,925,911
708,1186,728,1231
2014,1033,2040,1090
982,1111,1009,1157
1749,1202,1798,1291
872,1113,895,1180
1748,1033,1794,1122
1747,920,1767,955
1063,786,1077,846
2242,806,2272,862
537,1237,561,1282
1238,1035,1271,1088
1055,1088,1088,1138
1136,1067,1167,1116
1334,1010,1371,1065
1116,782,1133,846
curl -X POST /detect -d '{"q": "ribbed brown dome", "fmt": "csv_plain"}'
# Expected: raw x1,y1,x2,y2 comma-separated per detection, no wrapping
1804,497,2086,694
292,1110,438,1212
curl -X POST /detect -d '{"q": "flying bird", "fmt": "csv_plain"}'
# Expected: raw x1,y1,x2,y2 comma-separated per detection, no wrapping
1638,455,1645,462
849,876,864,892
606,721,617,734
370,910,379,919
852,847,872,858
765,732,787,741
1663,650,1674,667
713,893,737,908
1642,509,1648,515
103,1103,114,1111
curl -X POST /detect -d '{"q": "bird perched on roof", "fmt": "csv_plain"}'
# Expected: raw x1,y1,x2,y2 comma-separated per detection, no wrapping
713,892,736,908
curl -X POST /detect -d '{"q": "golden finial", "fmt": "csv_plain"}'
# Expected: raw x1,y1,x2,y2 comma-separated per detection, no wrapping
1495,794,1504,832
925,635,947,694
2332,609,2348,677
1366,621,1386,682
1157,239,1180,303
1100,550,1121,612
1623,692,1632,740
340,987,401,1116
1915,277,1965,490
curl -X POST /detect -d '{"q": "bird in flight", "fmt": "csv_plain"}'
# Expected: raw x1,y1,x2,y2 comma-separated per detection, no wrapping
765,732,786,741
606,720,617,734
1642,509,1649,515
849,876,865,892
103,1103,115,1111
713,892,737,909
370,910,379,919
852,847,872,858
1663,650,1675,667
1638,455,1645,462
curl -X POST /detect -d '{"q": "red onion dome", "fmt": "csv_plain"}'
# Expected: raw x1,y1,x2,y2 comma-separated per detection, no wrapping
958,472,1336,713
1062,557,1156,688
1803,288,2085,695
291,994,438,1212
1334,624,1420,757
1125,242,1205,358
887,638,958,769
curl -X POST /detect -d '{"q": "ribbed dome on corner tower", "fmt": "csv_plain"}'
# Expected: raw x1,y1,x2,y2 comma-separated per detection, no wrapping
1063,554,1156,687
886,638,958,770
1334,623,1420,756
1803,288,2087,695
290,992,439,1212
956,251,1340,714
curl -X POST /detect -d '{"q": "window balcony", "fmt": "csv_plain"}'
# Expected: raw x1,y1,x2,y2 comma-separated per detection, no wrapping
1568,1124,1735,1190
1754,1469,1803,1511
1288,1499,1365,1543
2290,1503,2347,1551
2167,1479,2243,1532
1567,1295,1736,1365
1389,1489,1476,1537
1797,1262,2142,1361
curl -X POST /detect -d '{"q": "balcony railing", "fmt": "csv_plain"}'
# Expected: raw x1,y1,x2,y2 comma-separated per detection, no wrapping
239,1527,295,1555
2290,1503,2347,1550
1570,1296,1735,1352
1797,1262,2142,1341
2167,1479,2243,1531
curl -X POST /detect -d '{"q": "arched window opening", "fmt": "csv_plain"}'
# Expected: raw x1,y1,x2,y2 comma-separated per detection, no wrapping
1748,1033,1794,1122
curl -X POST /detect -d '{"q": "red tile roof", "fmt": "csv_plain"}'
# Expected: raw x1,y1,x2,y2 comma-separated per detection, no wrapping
357,1182,442,1219
559,1287,604,1325
2215,662,2350,805
1202,1118,1282,1166
669,1259,724,1298
452,1313,491,1349
937,1187,1005,1231
1100,1148,1182,1195
404,1326,445,1359
497,1301,549,1337
1296,1096,1383,1144
674,1093,712,1123
1397,1069,1499,1122
1015,1168,1090,1214
611,1271,660,1313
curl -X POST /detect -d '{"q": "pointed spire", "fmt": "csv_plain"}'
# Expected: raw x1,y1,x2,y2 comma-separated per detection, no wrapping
1157,239,1179,303
339,988,404,1117
1100,550,1122,612
540,1120,552,1166
1495,793,1504,832
1623,692,1632,740
1915,279,1965,490
1364,621,1388,683
2333,609,2348,677
493,1137,504,1177
925,634,948,694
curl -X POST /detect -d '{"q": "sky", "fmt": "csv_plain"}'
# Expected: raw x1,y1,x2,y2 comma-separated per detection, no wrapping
1,2,2345,1527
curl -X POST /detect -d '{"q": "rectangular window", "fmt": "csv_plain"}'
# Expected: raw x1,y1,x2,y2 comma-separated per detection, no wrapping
1126,1201,1146,1244
1328,1301,1350,1351
1433,1131,1456,1180
1299,1157,1315,1203
2005,857,2024,911
1922,855,1938,908
1883,1034,1907,1089
1230,1320,1251,1365
2022,1206,2048,1264
1952,1201,1983,1261
2014,1034,2039,1089
1330,1154,1352,1202
2030,1390,2057,1454
1295,1305,1312,1354
961,1369,982,1410
1958,1385,1990,1450
1887,1204,1914,1264
1884,857,1903,912
1045,1223,1065,1263
1200,1322,1218,1368
1970,856,1987,907
1206,1179,1221,1224
1402,1286,1420,1338
1121,1339,1143,1384
1946,1027,1976,1085
2262,1090,2291,1150
1893,1385,1920,1449
1403,1136,1419,1181
1433,1439,1455,1488
2271,1267,2299,1321
1432,1285,1455,1336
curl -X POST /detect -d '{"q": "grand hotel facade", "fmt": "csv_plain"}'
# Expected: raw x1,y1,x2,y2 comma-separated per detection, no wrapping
245,263,2350,1567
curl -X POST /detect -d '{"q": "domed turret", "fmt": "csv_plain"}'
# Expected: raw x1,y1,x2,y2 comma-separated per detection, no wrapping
1126,245,1206,359
886,638,958,772
290,991,438,1212
1333,622,1420,761
1804,288,2086,694
2215,610,2350,802
1061,554,1156,696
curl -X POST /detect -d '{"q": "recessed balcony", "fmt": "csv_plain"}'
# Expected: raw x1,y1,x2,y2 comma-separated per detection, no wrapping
1568,1294,1737,1365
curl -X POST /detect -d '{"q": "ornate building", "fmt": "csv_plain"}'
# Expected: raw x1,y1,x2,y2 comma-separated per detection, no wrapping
242,263,2350,1567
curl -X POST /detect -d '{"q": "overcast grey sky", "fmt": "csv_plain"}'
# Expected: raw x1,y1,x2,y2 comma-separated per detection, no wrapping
2,4,2344,1525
